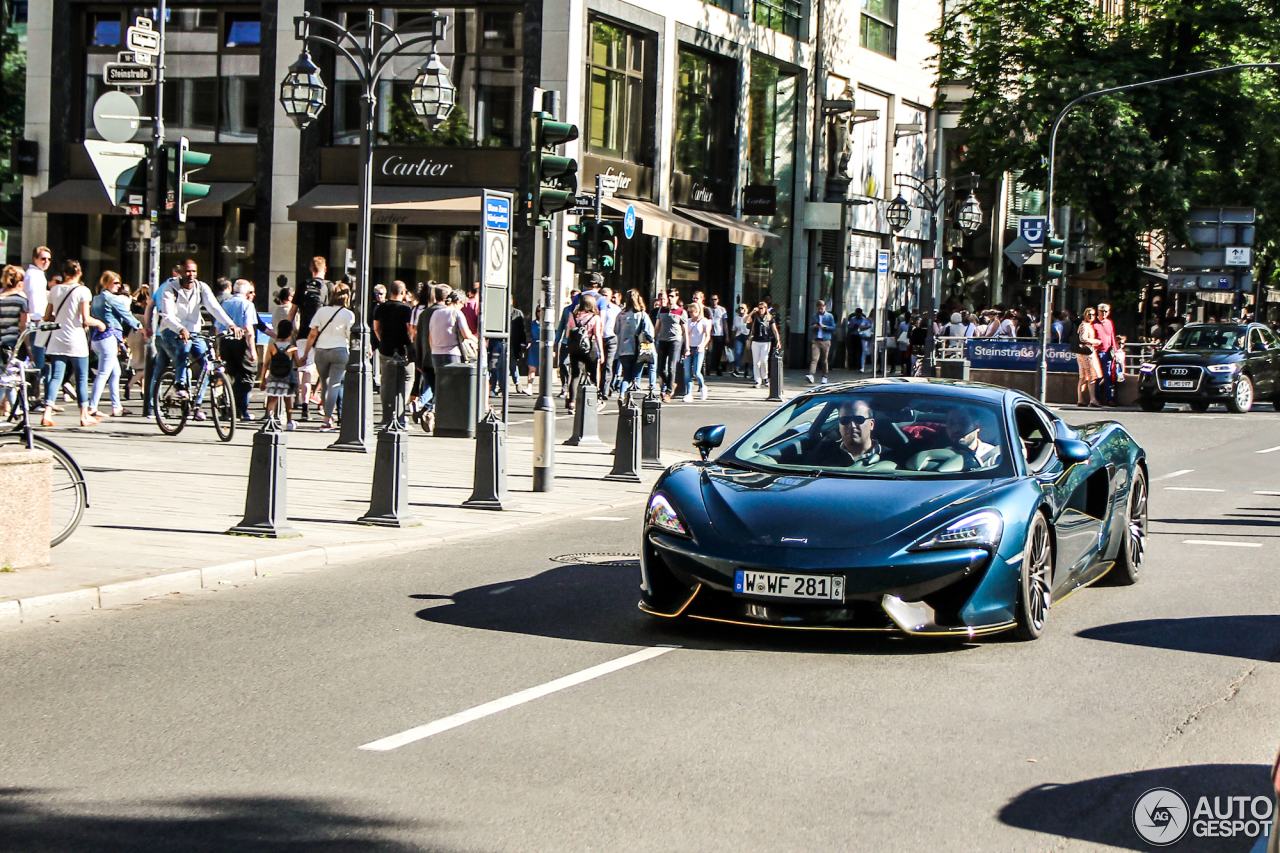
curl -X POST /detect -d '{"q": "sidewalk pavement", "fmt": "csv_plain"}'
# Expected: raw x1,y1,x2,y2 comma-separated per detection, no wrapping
1,409,685,631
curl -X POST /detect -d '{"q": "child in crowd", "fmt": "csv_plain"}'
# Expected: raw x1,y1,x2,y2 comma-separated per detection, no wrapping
261,319,299,429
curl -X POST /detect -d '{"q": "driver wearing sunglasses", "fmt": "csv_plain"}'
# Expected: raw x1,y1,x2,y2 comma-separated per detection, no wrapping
808,398,892,470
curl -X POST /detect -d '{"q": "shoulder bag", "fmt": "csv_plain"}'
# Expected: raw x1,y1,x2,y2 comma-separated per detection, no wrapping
454,309,478,361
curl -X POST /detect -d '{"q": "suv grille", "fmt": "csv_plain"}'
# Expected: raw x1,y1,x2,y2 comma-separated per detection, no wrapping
1156,365,1204,391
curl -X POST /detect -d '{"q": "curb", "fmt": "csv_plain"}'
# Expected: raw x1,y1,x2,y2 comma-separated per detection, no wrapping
1,496,648,631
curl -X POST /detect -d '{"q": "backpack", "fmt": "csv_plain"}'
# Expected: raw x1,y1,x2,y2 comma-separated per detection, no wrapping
567,314,593,358
298,277,326,316
635,319,655,365
268,345,295,379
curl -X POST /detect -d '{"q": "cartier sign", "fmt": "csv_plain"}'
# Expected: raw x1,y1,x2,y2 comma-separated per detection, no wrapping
581,155,654,201
319,146,521,188
672,172,731,212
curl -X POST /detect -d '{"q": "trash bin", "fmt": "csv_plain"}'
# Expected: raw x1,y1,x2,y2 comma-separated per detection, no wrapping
937,359,971,381
434,361,478,438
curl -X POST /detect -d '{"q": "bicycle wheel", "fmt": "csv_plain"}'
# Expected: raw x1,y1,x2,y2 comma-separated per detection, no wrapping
0,431,88,546
209,372,235,442
153,368,189,435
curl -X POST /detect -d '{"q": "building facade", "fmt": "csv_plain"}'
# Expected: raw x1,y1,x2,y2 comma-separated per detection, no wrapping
23,0,941,361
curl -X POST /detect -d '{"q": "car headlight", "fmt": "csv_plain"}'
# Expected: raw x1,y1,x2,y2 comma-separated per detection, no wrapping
1139,363,1156,374
1207,363,1239,374
910,510,1004,552
646,494,689,537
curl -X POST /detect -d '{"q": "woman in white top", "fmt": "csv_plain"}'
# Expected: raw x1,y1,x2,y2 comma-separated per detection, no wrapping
305,284,355,432
684,303,713,402
428,291,475,368
42,260,105,428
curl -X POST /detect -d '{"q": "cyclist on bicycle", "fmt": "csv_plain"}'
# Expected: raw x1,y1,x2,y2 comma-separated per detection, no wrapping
157,260,247,404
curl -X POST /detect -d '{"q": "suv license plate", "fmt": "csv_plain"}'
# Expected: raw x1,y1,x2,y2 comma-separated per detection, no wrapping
734,570,844,601
1162,380,1195,389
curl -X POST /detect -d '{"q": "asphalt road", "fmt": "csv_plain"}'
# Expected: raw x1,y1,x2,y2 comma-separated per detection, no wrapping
2,404,1279,852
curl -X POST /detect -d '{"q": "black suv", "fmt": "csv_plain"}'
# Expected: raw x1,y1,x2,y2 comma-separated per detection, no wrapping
1137,323,1280,412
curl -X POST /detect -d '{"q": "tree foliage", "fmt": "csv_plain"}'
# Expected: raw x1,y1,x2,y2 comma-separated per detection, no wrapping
935,0,1280,298
0,23,25,199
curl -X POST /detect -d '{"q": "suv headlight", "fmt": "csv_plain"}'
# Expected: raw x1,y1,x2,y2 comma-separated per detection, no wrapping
910,510,1004,552
646,494,689,537
1207,363,1239,374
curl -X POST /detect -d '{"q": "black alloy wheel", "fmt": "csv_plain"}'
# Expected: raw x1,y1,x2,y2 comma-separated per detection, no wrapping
153,369,189,436
1107,468,1147,586
1226,374,1254,414
209,373,236,442
1013,513,1053,641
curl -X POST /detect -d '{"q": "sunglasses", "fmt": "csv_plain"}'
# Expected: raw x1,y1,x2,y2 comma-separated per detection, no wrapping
839,414,871,427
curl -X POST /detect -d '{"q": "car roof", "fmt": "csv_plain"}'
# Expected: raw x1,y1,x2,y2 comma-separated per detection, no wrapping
799,377,1014,405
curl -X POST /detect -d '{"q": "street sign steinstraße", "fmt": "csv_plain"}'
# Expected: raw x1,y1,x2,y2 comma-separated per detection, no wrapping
104,63,157,86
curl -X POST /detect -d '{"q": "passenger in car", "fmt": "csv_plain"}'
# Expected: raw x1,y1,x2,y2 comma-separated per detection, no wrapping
807,399,898,470
945,406,1000,467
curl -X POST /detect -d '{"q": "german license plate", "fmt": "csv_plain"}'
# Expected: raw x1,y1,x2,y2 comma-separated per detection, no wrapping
734,570,844,601
1162,380,1195,389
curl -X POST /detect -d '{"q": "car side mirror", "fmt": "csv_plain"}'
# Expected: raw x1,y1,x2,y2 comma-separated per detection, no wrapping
1054,438,1091,466
693,424,726,460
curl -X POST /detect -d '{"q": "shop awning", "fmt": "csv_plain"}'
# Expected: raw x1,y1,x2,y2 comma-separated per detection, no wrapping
288,185,484,226
601,197,708,242
32,179,254,217
675,207,782,248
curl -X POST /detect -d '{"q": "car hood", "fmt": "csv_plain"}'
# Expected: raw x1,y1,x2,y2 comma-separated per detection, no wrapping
696,466,1010,549
1154,349,1243,366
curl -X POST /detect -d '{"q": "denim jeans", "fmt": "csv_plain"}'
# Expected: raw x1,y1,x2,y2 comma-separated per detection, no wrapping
159,329,210,403
656,341,680,394
46,354,89,410
683,349,706,394
89,336,122,412
733,335,748,372
1096,350,1115,405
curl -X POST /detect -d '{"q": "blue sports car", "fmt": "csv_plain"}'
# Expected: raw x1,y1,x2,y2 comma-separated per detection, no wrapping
640,379,1148,640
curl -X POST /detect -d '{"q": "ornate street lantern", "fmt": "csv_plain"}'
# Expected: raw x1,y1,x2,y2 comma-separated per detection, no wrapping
956,191,984,235
279,51,327,130
410,53,456,130
886,194,911,233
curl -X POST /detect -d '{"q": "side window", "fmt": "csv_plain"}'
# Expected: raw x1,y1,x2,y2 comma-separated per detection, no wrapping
1249,329,1264,352
1262,328,1280,349
1014,404,1056,472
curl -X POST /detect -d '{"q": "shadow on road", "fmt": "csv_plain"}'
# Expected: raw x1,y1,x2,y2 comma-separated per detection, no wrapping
412,560,966,656
0,791,444,852
999,763,1271,852
1078,616,1280,662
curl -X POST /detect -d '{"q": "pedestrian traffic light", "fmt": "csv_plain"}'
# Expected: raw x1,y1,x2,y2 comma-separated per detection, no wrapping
165,136,211,223
1044,233,1066,281
527,112,578,226
596,222,617,271
567,222,591,272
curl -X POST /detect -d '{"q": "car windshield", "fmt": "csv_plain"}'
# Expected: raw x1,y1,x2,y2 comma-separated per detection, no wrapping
1164,326,1246,351
720,391,1012,479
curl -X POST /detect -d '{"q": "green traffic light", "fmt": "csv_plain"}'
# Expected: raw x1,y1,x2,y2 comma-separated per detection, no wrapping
538,119,579,149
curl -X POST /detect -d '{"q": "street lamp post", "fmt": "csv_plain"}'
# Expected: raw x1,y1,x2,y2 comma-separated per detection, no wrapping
887,173,982,374
280,10,455,452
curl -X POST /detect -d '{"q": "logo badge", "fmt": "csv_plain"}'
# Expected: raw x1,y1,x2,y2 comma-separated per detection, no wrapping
1132,787,1190,846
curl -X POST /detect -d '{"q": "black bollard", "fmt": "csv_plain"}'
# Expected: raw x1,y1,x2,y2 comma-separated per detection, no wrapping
641,393,664,470
605,398,642,482
463,410,514,510
358,421,420,527
565,381,603,446
229,417,299,538
766,346,784,402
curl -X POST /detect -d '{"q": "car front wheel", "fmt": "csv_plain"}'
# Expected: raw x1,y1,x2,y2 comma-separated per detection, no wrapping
1013,513,1053,641
1226,374,1254,413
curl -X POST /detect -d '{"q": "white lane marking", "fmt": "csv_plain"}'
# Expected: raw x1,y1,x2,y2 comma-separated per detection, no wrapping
1155,469,1194,480
358,647,677,751
1255,491,1280,497
1164,487,1225,492
1257,445,1280,454
1183,539,1262,548
585,516,628,521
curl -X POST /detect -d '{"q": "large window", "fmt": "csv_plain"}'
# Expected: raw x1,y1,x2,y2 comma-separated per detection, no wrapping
331,6,523,148
860,0,897,58
82,7,261,144
753,0,802,38
743,56,797,314
584,19,651,164
673,48,736,182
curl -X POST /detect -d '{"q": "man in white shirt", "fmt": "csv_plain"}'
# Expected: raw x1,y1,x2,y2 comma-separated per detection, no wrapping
24,246,52,397
158,259,242,401
142,264,182,418
707,294,728,376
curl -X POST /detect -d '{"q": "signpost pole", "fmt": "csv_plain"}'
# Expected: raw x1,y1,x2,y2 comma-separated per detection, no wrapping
146,0,166,299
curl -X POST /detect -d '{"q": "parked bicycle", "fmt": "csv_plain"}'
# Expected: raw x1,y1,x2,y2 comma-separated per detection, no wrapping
0,324,89,546
152,332,237,442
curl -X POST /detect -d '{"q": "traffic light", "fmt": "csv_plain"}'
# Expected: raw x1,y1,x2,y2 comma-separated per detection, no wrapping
1044,233,1066,281
596,222,617,271
527,111,578,226
165,136,211,223
567,222,591,272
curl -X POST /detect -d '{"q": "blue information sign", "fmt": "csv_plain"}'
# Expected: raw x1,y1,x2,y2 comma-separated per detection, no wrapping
623,204,636,240
965,339,1075,373
485,196,510,231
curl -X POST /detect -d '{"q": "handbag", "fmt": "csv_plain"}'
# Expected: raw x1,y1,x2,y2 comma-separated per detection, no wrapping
453,308,478,361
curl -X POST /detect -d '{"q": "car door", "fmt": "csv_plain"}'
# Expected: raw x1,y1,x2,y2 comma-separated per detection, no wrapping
1259,327,1280,397
1014,403,1100,592
1246,328,1273,398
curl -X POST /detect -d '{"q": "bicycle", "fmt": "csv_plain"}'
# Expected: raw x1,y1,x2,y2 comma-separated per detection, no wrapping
153,332,236,442
0,324,90,546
